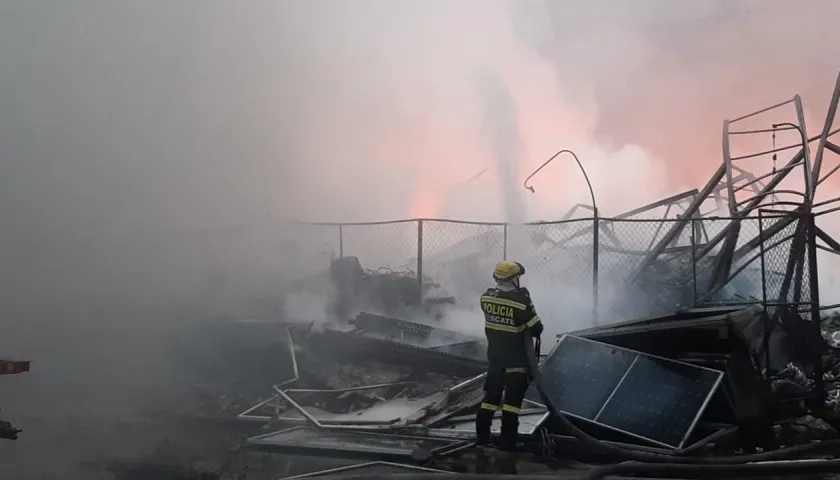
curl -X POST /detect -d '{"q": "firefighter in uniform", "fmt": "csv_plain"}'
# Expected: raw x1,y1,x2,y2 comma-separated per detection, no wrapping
476,260,543,452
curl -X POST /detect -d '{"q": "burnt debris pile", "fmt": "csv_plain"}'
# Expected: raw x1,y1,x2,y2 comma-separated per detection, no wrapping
328,255,455,322
164,305,840,478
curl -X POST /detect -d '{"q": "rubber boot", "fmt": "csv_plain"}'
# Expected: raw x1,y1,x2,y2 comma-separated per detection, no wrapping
475,409,494,446
499,411,519,452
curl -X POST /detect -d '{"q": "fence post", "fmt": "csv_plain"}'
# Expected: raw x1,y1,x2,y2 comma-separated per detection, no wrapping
806,212,825,400
691,218,697,305
758,210,770,382
417,219,424,304
338,224,344,258
592,211,599,326
502,223,508,259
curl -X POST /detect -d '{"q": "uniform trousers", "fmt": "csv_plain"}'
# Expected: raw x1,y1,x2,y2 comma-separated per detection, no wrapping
475,365,530,451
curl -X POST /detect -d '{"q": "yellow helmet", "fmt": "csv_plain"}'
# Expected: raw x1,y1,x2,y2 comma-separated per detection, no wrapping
493,261,525,281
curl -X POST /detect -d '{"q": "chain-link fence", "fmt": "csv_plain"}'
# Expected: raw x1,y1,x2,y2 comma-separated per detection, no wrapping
297,210,824,400
299,213,818,327
422,220,506,302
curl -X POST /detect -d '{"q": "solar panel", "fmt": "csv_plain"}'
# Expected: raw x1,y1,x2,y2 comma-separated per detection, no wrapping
530,335,723,448
531,334,638,419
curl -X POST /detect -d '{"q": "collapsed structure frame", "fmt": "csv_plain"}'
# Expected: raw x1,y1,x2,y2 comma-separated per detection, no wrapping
300,70,840,403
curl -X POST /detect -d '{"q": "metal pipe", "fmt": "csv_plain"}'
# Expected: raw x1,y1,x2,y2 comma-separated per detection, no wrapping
815,204,840,216
732,128,840,160
807,213,825,400
811,70,840,186
730,97,796,123
758,211,770,381
593,209,599,325
417,219,424,304
815,226,840,252
792,96,814,201
815,140,840,187
729,126,799,135
614,190,698,219
817,161,840,187
691,218,698,305
502,223,508,258
773,122,812,203
728,123,840,162
541,190,698,251
561,203,595,220
722,120,738,215
732,189,805,209
731,161,803,195
815,244,840,255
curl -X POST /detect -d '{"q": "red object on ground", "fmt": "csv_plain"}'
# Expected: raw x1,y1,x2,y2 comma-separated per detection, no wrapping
0,360,31,375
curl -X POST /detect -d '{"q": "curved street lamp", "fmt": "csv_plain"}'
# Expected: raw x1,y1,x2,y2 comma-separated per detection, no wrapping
523,149,600,325
524,149,598,216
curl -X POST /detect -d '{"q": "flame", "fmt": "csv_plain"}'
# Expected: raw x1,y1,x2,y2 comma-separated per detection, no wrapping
409,188,441,218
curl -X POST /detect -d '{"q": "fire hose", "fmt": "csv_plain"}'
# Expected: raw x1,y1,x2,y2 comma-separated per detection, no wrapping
522,335,840,475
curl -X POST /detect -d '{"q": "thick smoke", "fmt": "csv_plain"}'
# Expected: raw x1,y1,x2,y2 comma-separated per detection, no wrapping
2,0,840,477
476,70,529,254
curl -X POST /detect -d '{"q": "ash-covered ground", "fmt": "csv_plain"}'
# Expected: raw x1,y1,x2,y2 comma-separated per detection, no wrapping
5,294,840,480
0,300,450,480
0,301,306,480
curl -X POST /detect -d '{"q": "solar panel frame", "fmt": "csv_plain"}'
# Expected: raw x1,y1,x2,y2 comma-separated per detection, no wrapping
247,426,467,460
533,334,723,449
427,411,551,438
283,462,452,479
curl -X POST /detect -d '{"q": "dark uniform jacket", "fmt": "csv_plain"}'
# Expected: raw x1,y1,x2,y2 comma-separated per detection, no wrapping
480,287,544,369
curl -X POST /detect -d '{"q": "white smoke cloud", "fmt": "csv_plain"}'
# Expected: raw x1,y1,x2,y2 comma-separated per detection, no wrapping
3,2,840,475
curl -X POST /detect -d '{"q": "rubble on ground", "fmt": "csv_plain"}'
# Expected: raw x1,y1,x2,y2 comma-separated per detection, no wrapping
133,303,840,478
63,69,840,478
